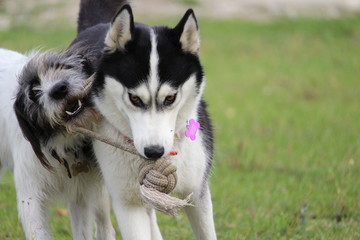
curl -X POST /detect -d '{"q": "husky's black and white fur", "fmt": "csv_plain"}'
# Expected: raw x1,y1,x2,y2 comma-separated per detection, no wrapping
73,5,216,239
0,48,115,240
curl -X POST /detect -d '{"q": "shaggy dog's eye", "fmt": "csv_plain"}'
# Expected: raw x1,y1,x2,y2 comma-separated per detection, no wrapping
28,76,41,101
29,86,41,102
128,93,144,107
164,94,177,106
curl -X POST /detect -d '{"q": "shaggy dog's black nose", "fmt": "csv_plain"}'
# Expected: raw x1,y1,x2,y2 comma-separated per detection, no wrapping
50,82,68,100
144,145,164,160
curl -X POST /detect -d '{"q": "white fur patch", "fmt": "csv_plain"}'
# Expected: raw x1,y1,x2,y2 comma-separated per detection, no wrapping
157,84,177,105
129,84,151,105
148,30,159,94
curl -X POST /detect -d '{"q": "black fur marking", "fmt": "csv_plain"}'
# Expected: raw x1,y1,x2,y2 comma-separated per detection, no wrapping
82,139,96,163
155,25,204,90
51,149,63,164
158,9,203,90
99,22,151,89
14,98,52,169
62,158,72,179
51,150,73,179
197,100,214,197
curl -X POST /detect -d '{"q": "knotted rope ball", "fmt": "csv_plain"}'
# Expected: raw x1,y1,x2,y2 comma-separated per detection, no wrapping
138,158,193,216
139,158,177,194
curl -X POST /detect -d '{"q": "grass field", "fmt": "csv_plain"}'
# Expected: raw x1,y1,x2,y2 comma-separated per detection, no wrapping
1,15,360,239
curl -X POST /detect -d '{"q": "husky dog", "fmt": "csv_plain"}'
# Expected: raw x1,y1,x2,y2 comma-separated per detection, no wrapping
73,5,216,239
0,48,115,240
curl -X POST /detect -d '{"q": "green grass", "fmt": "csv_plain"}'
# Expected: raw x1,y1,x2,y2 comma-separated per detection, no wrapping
1,15,360,239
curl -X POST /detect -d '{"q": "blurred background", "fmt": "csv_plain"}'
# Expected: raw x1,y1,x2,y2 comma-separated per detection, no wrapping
0,0,360,239
1,0,360,29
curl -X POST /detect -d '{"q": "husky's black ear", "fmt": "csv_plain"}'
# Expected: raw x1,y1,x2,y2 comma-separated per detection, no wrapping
14,97,52,170
104,4,134,52
174,9,200,54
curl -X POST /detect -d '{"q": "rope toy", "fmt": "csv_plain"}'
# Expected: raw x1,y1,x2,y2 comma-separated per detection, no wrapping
67,125,193,216
139,158,177,194
139,158,193,215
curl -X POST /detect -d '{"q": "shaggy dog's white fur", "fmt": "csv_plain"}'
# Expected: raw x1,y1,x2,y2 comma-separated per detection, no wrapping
0,48,115,240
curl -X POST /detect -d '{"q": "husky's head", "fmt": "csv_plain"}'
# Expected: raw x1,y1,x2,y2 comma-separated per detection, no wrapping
93,5,205,160
14,48,98,169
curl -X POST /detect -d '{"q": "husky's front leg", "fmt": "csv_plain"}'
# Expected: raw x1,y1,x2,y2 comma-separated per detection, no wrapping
184,185,217,240
112,201,154,240
113,202,163,240
147,208,163,240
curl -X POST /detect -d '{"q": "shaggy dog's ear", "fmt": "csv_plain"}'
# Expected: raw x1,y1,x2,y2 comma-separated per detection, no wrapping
14,97,52,170
104,4,134,52
173,9,200,55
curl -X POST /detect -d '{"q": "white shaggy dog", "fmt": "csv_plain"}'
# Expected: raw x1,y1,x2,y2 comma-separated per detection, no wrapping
0,48,115,240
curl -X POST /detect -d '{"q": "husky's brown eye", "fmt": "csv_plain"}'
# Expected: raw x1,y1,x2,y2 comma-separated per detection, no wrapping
164,94,176,106
130,95,140,103
129,93,144,107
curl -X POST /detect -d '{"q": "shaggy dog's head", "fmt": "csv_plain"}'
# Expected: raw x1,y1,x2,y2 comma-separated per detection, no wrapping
14,48,99,169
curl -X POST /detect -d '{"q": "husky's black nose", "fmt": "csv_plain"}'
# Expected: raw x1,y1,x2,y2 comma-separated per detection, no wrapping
144,145,164,160
50,82,68,100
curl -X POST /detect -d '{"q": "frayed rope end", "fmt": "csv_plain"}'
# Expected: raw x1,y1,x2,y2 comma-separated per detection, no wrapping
140,185,193,216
